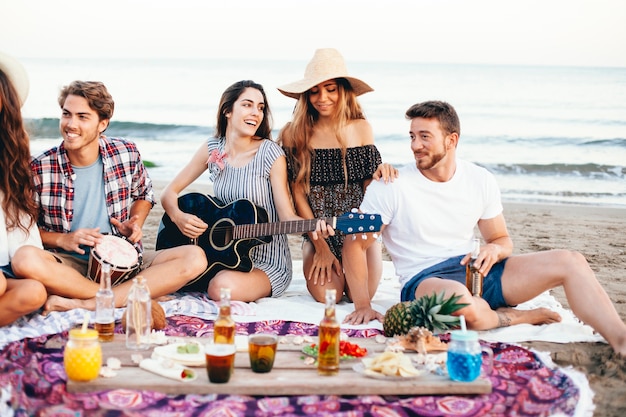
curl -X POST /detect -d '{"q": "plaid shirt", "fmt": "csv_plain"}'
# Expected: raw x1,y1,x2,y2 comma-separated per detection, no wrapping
31,136,155,236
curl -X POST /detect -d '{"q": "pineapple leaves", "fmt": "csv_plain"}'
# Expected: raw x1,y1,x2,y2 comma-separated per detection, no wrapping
383,291,469,337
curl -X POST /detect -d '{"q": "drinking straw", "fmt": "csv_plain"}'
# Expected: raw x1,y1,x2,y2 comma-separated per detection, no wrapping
459,315,467,332
81,312,90,333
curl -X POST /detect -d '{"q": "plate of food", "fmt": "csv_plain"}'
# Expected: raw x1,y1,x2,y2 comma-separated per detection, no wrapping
301,340,368,361
353,351,425,380
153,341,205,366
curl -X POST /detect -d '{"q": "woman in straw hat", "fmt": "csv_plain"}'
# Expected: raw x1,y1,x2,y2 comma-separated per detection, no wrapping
161,80,332,302
0,51,48,326
278,48,396,325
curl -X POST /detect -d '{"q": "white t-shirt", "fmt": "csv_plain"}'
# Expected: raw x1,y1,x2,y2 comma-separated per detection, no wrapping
0,192,43,266
360,159,502,286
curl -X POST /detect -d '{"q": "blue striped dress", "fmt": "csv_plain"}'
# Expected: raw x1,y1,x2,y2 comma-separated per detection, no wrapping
207,137,293,297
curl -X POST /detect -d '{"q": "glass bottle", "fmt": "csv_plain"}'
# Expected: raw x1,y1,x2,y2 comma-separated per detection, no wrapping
465,237,483,296
95,262,115,342
317,288,340,376
125,275,152,350
213,287,235,344
64,328,102,381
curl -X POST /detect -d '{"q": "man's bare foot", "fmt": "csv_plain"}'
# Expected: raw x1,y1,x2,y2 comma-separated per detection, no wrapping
496,307,561,327
42,295,86,315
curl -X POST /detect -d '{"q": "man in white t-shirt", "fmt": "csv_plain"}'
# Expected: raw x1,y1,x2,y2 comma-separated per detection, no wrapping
342,100,626,357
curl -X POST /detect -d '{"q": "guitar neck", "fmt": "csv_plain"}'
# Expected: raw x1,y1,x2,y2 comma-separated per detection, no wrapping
233,217,335,239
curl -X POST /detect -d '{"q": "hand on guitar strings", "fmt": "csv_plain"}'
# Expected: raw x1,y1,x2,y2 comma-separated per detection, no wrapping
173,212,209,240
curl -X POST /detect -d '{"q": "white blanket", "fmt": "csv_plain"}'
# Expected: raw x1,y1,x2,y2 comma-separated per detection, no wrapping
0,260,605,350
253,261,606,345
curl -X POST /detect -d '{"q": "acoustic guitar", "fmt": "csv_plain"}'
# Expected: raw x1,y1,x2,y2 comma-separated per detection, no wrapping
156,192,382,281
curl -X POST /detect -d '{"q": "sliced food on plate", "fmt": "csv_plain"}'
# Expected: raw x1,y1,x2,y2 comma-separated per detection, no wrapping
357,351,424,379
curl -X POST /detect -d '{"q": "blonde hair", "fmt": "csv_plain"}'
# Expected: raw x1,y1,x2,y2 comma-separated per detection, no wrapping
280,78,365,193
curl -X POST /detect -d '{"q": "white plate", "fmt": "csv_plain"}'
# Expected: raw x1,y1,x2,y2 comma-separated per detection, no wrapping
352,362,424,381
153,342,205,366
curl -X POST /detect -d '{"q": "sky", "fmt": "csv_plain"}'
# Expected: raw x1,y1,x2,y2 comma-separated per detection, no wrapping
1,0,625,68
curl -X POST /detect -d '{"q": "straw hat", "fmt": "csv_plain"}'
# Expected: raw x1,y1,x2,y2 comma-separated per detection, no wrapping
278,48,373,99
0,51,30,107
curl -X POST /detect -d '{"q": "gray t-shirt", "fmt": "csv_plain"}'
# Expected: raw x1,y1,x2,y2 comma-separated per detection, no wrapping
70,156,112,259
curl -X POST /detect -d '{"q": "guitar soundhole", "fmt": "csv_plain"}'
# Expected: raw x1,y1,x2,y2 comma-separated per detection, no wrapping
209,218,235,251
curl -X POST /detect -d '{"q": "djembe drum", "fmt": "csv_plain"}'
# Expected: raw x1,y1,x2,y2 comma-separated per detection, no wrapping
87,235,142,286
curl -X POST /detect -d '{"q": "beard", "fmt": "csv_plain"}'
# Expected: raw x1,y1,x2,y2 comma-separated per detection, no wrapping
415,148,447,170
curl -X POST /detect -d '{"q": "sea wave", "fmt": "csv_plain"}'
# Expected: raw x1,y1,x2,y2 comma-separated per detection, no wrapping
500,189,626,207
25,118,212,140
484,162,626,179
582,138,626,147
26,118,626,150
24,118,625,207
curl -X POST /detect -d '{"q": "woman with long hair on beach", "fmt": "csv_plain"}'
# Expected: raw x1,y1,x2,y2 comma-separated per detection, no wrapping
278,48,396,325
160,80,332,302
0,51,47,326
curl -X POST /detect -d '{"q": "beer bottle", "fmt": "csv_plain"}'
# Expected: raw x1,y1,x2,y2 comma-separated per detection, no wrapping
317,288,340,376
95,262,115,342
465,238,483,296
125,275,152,350
214,287,235,344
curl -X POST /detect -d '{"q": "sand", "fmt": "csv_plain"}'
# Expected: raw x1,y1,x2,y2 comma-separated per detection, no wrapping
145,181,626,416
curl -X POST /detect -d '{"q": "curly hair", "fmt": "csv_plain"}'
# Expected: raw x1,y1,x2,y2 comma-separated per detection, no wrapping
279,78,365,193
0,69,39,233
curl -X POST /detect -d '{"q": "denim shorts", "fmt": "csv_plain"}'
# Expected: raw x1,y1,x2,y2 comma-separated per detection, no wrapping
400,255,508,309
1,264,16,278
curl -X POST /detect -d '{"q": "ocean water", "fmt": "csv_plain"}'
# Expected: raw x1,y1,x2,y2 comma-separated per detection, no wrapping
20,57,626,208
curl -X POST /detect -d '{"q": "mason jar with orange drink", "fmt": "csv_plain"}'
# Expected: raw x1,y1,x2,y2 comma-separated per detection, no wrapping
64,328,102,382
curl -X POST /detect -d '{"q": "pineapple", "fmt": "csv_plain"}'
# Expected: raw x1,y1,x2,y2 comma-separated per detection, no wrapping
383,291,468,337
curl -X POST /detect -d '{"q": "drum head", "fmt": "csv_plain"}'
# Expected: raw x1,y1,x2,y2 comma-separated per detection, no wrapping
95,235,139,268
88,235,141,285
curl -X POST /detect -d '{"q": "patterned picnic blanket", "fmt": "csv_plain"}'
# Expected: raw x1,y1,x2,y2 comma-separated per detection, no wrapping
0,314,591,417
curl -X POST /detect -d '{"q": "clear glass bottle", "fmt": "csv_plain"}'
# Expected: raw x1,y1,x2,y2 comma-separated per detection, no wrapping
64,328,102,381
465,237,483,296
213,287,235,344
317,288,340,376
125,275,152,350
95,262,115,342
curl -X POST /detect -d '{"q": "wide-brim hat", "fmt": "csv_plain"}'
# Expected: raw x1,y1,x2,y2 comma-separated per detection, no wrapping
278,48,373,99
0,51,30,107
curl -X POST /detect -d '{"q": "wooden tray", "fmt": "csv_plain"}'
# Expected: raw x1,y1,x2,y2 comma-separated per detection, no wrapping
67,335,491,395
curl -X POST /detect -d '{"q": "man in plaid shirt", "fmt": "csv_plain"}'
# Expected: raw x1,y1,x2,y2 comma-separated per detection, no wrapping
14,81,207,313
